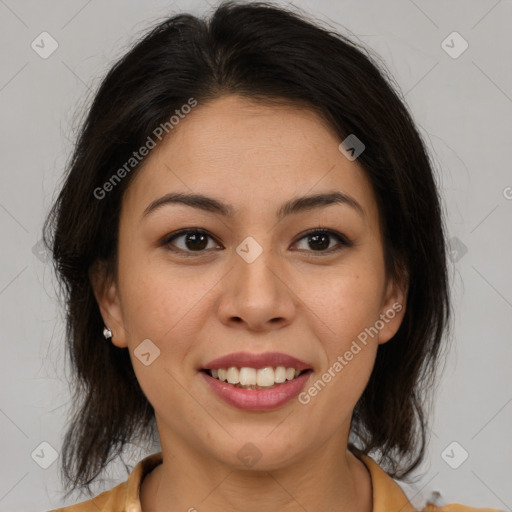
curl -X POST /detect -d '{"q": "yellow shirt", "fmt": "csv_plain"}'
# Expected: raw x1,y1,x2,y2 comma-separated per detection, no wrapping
48,451,502,512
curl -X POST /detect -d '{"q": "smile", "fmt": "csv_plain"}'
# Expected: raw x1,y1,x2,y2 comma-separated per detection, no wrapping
204,366,307,389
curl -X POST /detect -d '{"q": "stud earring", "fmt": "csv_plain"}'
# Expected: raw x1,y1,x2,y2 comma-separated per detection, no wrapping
103,326,112,340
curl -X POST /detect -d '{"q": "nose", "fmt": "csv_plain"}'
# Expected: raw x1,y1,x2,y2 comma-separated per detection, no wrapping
216,242,296,332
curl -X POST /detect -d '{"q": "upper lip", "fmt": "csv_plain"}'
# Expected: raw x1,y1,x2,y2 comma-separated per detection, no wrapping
202,352,312,371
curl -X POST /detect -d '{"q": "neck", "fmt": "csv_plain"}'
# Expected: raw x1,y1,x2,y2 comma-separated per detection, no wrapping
140,429,372,512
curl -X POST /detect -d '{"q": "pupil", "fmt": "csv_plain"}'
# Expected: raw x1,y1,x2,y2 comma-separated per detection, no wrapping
183,232,330,251
186,232,207,250
310,233,329,250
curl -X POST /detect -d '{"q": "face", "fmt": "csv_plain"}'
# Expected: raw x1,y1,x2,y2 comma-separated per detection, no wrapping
92,94,406,471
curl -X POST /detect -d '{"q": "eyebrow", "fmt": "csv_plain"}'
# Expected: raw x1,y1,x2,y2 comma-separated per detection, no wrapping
141,190,365,221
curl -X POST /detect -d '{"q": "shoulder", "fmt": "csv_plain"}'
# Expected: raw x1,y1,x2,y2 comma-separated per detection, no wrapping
421,504,504,512
46,451,163,512
358,454,503,512
46,482,126,512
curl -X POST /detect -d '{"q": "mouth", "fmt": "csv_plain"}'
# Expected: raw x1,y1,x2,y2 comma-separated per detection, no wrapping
200,351,314,409
201,366,312,390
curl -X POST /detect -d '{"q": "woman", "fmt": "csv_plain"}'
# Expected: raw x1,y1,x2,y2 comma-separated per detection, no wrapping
43,1,501,511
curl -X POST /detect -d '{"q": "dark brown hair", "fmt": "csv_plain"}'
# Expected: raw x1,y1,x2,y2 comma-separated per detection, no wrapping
43,0,451,497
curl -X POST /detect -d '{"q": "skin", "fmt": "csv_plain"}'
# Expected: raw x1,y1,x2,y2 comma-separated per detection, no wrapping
91,94,407,512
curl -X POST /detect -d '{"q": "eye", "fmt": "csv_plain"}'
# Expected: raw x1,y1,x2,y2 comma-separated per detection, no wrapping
162,228,222,255
292,228,353,254
161,227,353,256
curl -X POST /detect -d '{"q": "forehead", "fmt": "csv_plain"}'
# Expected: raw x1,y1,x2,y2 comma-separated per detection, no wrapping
158,95,341,167
123,95,378,225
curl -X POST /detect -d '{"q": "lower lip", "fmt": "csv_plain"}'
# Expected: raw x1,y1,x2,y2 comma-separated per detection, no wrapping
201,370,312,411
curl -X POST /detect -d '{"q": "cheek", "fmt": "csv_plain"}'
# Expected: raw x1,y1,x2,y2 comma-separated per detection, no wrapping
300,276,381,419
309,269,384,338
301,264,384,398
117,247,197,337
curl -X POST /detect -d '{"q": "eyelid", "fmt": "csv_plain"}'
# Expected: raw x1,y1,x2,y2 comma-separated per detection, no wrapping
162,227,353,255
291,227,354,253
161,228,222,255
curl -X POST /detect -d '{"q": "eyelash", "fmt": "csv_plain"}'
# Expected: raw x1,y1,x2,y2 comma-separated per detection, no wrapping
161,227,353,257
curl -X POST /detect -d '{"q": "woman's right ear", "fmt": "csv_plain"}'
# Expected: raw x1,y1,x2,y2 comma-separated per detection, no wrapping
88,261,128,348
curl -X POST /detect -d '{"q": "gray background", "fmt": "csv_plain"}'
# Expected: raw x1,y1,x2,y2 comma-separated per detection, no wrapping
0,0,511,510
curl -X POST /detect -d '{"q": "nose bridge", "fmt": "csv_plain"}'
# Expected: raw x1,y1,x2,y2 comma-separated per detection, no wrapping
219,233,294,328
234,234,281,298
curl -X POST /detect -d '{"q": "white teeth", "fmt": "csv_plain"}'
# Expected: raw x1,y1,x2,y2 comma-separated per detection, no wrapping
239,367,257,386
286,367,296,381
256,367,274,387
226,366,239,384
274,366,287,383
207,366,305,387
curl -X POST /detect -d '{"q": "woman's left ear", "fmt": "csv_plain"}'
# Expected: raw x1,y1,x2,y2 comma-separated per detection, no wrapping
377,272,408,345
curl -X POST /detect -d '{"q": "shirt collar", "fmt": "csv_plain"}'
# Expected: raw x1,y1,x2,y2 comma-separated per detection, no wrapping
359,454,415,512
